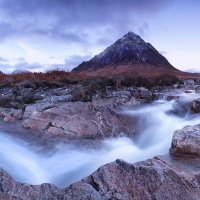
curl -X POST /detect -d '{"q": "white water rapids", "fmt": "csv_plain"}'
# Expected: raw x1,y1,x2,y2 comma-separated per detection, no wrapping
0,90,200,187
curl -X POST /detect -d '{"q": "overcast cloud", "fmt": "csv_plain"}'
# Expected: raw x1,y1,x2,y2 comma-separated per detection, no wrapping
0,0,199,73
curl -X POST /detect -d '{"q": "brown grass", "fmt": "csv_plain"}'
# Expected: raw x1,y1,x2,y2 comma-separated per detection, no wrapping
0,65,199,89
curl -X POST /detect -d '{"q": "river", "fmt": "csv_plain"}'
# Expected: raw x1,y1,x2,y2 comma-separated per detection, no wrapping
0,89,199,187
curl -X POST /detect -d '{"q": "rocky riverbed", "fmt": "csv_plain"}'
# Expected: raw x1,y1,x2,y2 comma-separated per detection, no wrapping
0,80,200,199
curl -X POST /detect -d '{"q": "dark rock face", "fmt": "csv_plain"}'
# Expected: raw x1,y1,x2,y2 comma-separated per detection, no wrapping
73,32,175,72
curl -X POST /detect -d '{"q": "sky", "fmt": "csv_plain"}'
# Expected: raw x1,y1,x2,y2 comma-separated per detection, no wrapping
0,0,199,73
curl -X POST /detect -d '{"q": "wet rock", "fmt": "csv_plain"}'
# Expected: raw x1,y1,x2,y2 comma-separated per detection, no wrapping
191,98,200,113
0,168,62,200
3,116,16,123
67,157,200,200
170,124,200,156
0,94,15,108
37,95,71,104
23,118,51,130
195,85,200,93
2,154,200,200
184,79,195,90
153,92,164,100
23,97,138,139
172,99,191,116
0,108,22,119
134,87,153,101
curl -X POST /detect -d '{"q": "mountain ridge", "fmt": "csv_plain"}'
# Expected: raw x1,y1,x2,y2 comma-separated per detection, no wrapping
73,32,176,72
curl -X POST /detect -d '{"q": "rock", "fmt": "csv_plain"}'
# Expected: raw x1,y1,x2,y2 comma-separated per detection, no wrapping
134,87,153,101
191,98,200,113
37,95,71,104
195,85,200,93
184,90,193,93
3,116,16,123
184,79,195,90
2,154,200,199
23,97,138,139
23,102,55,118
0,108,22,119
172,98,192,116
0,87,43,109
23,118,51,130
0,168,62,199
170,124,200,156
0,94,15,108
64,157,200,200
153,92,164,100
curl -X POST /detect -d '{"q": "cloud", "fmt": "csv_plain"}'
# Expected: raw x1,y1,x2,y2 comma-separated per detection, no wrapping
65,54,92,71
138,23,149,37
0,0,172,43
0,0,173,71
159,51,168,55
184,68,200,73
0,56,9,62
0,58,44,73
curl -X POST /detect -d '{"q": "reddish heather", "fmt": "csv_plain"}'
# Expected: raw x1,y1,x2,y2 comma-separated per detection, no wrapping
0,66,199,88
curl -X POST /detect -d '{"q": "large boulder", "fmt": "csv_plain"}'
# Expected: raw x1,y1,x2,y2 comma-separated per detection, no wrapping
23,99,137,139
170,124,200,155
62,157,200,200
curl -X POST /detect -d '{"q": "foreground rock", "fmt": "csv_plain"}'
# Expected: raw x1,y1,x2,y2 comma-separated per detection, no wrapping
0,168,61,199
63,156,200,200
2,155,200,199
1,124,200,199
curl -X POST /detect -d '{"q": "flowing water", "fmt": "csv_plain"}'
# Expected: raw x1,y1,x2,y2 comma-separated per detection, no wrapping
0,90,200,187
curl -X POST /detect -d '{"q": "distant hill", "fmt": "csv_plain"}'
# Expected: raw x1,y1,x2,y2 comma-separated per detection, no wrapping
11,69,31,74
73,32,177,73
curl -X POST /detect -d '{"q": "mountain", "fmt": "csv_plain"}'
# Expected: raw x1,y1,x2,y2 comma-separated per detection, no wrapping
73,32,176,72
11,69,31,74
